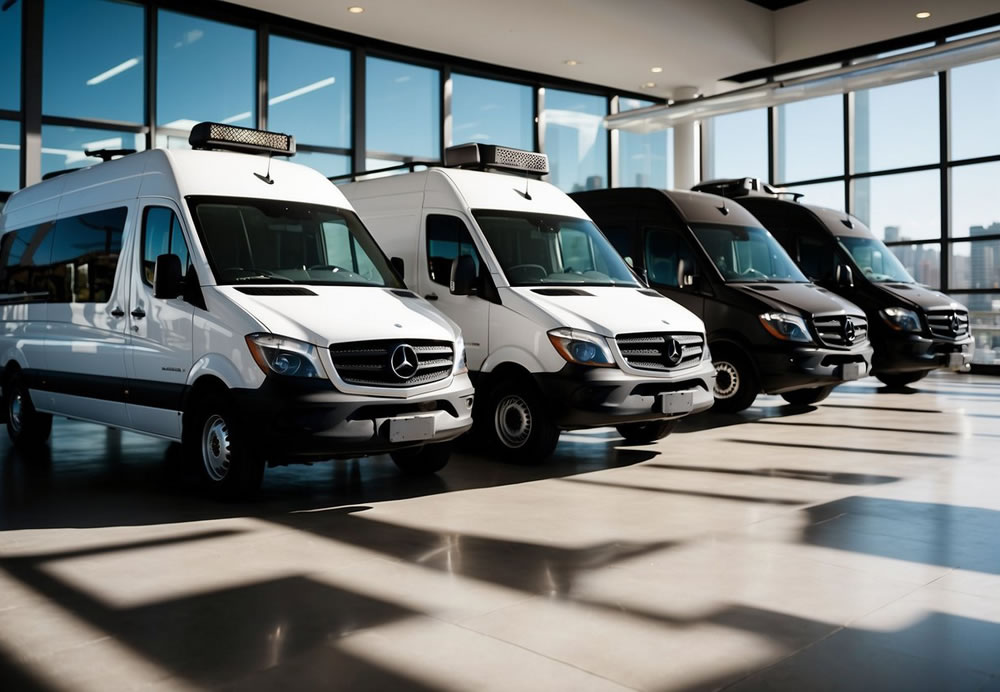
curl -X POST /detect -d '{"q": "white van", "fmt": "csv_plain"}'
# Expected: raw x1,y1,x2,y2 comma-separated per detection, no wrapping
340,144,715,462
0,123,474,497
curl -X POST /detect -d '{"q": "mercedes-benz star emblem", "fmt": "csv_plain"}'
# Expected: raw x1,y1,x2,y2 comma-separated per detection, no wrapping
844,318,856,345
389,344,419,380
950,314,960,333
664,338,683,366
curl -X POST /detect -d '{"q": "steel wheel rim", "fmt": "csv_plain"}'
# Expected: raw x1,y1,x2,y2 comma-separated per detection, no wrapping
201,414,232,482
9,391,23,433
714,361,739,399
495,394,532,449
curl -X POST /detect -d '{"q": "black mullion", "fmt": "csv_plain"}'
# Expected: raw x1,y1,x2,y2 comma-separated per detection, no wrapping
352,46,366,174
843,86,852,213
767,105,777,183
939,64,950,290
257,23,268,130
40,115,148,132
146,3,157,148
296,144,352,157
21,0,42,187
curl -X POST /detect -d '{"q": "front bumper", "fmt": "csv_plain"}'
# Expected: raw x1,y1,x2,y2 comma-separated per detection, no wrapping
534,360,716,430
873,333,974,375
755,341,874,395
231,374,475,463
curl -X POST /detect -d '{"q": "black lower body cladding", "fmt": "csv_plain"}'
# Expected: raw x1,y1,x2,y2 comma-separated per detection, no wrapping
753,341,874,395
872,333,974,375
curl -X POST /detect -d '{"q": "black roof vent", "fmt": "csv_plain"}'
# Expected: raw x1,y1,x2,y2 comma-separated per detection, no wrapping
445,143,549,176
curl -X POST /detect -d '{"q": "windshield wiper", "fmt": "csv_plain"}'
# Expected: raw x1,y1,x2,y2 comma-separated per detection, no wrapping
231,273,294,283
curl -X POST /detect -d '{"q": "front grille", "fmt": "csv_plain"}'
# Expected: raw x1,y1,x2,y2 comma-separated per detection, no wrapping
812,315,869,348
926,309,970,340
329,339,454,387
615,332,704,372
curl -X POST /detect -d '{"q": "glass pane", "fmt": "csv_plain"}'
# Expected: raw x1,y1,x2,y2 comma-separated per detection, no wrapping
950,292,1000,365
951,161,1000,238
950,239,1000,292
617,97,671,189
268,35,350,148
0,120,18,193
776,94,843,182
42,126,146,178
366,57,439,158
293,151,351,179
50,207,127,303
157,11,256,131
854,77,938,172
784,180,845,211
853,170,940,242
543,89,608,193
43,0,144,123
885,242,941,287
704,108,768,181
452,74,533,151
951,58,1000,160
0,0,20,111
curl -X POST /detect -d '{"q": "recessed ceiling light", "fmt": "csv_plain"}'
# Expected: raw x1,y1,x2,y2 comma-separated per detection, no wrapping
641,82,656,89
915,11,931,18
564,59,580,66
650,67,663,73
348,6,365,13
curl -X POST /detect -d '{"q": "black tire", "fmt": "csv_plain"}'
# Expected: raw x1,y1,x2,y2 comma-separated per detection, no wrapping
711,346,759,413
4,371,52,448
616,419,679,444
390,442,452,475
876,371,928,389
183,390,264,500
480,379,559,463
781,385,836,406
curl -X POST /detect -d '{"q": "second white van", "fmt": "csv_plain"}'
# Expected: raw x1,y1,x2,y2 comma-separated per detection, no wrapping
340,144,716,461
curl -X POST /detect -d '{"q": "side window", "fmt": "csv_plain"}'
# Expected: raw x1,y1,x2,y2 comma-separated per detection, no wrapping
644,227,697,288
49,208,127,303
426,214,481,287
797,235,837,282
143,207,190,287
0,222,55,301
558,228,595,272
321,219,379,282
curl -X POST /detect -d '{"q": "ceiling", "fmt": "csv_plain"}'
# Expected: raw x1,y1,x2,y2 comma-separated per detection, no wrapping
226,0,1000,98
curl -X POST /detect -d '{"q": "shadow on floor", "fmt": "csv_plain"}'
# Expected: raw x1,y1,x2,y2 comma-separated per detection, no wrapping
643,463,900,485
723,438,957,459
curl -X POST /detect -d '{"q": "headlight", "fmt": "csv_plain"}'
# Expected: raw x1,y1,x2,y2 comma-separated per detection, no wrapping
702,342,712,361
453,335,468,375
880,307,922,332
246,333,326,378
759,313,812,343
547,328,616,367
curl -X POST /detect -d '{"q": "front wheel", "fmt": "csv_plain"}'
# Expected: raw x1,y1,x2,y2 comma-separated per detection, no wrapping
390,442,452,475
481,380,559,463
616,419,679,444
4,372,52,448
781,385,836,406
876,371,928,389
711,347,759,413
184,392,264,500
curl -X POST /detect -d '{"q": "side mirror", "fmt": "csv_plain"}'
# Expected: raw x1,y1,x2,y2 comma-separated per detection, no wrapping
677,258,696,288
450,255,477,296
836,264,854,288
153,254,183,299
390,256,405,279
624,256,634,268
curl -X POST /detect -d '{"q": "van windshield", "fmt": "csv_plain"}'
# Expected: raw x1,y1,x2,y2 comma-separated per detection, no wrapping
691,224,807,283
838,236,915,283
187,197,403,288
472,210,640,287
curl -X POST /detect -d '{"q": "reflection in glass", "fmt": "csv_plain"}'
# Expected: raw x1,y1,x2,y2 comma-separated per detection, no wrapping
951,292,1000,365
691,224,806,282
786,181,845,212
543,89,608,193
617,97,671,189
452,74,532,151
950,239,1000,293
41,126,146,177
293,151,351,178
157,10,255,131
366,57,439,159
776,94,843,182
0,0,21,111
704,108,768,181
854,77,938,172
950,161,1000,239
951,58,1000,160
840,236,920,284
0,120,18,192
44,0,144,123
268,36,350,148
853,170,940,242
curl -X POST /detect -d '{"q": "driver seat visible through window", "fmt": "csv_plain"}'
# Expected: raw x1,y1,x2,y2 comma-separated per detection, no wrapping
426,215,482,287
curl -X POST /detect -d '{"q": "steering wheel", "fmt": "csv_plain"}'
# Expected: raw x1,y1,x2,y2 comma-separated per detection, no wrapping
507,264,547,283
741,267,768,279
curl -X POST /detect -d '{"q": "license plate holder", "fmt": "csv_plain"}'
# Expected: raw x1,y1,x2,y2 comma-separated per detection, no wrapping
948,352,965,370
388,415,436,443
659,390,694,416
841,362,865,380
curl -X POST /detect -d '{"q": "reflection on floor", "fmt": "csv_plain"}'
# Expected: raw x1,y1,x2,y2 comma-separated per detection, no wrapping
1,372,999,691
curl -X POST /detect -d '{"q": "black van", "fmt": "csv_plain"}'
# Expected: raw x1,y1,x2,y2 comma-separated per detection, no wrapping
571,188,874,412
693,178,974,388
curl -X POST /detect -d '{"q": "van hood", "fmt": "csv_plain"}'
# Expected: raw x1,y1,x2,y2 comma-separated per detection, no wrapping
509,286,705,337
731,282,865,318
213,285,459,346
875,282,966,312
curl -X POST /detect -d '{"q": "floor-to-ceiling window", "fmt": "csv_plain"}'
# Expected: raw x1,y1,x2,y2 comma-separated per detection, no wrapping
1,0,22,197
616,97,672,189
542,89,608,193
451,74,533,151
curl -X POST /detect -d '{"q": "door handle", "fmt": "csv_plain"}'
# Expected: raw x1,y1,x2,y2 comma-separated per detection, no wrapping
424,293,439,301
131,308,146,319
110,307,125,318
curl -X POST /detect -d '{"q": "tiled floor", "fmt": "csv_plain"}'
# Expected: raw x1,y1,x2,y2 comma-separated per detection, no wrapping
1,372,998,691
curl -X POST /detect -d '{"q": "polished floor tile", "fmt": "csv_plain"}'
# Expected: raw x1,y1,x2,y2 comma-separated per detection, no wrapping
1,372,999,690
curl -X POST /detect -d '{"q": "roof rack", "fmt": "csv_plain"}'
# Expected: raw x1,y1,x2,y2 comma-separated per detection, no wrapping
693,177,804,201
84,148,137,162
189,121,296,156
